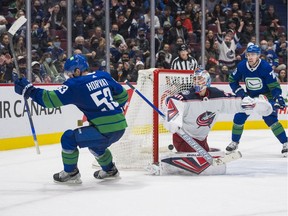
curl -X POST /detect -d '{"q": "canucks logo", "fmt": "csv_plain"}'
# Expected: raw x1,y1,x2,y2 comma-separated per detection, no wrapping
245,78,263,90
196,111,216,128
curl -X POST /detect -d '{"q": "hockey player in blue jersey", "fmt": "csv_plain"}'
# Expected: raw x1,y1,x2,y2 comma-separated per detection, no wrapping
14,54,129,183
226,44,287,157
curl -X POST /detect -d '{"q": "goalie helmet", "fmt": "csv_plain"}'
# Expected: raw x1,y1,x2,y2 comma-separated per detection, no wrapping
192,68,211,93
64,54,89,74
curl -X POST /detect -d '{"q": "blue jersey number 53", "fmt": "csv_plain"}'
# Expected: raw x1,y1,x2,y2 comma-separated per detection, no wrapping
90,87,119,111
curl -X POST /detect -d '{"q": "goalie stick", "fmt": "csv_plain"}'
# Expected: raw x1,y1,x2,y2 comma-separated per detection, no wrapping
124,80,241,168
8,16,40,154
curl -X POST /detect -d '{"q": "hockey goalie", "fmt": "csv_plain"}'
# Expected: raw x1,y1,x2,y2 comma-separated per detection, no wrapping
157,68,273,176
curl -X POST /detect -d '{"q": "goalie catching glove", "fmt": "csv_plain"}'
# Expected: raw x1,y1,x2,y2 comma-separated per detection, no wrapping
241,95,273,116
14,78,35,99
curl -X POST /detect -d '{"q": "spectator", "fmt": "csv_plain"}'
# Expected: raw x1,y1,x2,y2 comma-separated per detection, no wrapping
158,6,174,27
89,6,105,30
170,36,185,59
0,16,8,35
72,0,91,19
143,8,161,30
0,32,10,52
260,39,279,70
155,27,165,53
241,0,255,12
39,52,61,83
274,33,287,64
44,3,66,31
115,9,136,39
14,35,26,58
278,68,287,83
31,61,43,83
31,0,45,25
31,22,48,52
73,36,96,61
135,28,150,66
215,18,243,75
0,49,13,83
168,20,188,45
110,23,127,47
240,22,256,46
176,10,193,37
261,5,281,28
156,50,170,69
47,36,65,62
263,26,279,41
17,55,27,78
207,65,222,82
161,43,173,65
72,13,88,40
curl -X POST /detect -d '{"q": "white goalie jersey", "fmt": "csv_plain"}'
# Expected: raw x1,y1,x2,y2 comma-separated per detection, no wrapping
163,87,272,141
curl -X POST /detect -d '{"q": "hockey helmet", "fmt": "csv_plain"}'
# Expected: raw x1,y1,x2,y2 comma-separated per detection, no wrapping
192,68,211,93
246,44,261,55
64,54,89,73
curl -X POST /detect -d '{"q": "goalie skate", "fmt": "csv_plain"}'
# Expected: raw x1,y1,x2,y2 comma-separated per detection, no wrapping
94,164,119,179
53,168,82,184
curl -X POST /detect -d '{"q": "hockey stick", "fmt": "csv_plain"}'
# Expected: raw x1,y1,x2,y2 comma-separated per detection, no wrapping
125,80,241,166
8,16,40,154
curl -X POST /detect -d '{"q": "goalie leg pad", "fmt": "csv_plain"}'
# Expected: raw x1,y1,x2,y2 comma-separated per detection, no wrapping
159,150,226,176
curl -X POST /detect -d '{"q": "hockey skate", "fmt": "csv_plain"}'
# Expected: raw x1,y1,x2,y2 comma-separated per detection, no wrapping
282,142,287,157
94,164,119,179
53,168,82,184
226,141,239,152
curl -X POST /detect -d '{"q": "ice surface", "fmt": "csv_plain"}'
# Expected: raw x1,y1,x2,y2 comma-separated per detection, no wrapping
0,130,287,216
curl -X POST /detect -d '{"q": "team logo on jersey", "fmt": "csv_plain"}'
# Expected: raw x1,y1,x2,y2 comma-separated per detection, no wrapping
196,111,216,128
167,99,179,121
57,85,69,94
245,78,263,90
161,156,210,174
226,49,235,60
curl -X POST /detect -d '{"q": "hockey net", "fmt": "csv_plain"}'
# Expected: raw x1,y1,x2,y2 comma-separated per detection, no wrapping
110,68,194,169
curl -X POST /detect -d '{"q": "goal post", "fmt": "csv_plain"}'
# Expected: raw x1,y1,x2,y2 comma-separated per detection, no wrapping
110,68,194,169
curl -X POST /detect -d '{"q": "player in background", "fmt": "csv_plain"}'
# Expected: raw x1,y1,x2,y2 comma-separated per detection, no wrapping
163,68,272,152
14,54,129,183
226,44,287,157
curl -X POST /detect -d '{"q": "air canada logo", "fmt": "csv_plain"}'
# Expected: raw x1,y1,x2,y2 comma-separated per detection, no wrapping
196,111,216,128
167,99,179,121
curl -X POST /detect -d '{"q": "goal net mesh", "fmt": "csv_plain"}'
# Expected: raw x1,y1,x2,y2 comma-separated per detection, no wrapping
109,68,194,169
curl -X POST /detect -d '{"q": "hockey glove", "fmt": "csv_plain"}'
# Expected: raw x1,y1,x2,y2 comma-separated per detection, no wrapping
241,96,255,110
14,78,35,99
235,88,247,99
274,95,286,109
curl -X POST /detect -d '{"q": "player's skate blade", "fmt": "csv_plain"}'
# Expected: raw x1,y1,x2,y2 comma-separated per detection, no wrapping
53,168,82,184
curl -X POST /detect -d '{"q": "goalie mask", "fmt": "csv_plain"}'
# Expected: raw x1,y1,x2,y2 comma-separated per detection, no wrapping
192,68,211,93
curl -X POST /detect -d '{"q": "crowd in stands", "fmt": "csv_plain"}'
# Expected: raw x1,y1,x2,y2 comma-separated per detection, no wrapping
0,0,287,84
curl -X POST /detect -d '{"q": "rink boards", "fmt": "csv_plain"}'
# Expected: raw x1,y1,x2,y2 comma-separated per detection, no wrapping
0,83,287,150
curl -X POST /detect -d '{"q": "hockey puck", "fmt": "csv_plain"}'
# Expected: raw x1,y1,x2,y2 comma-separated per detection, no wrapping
168,144,174,150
